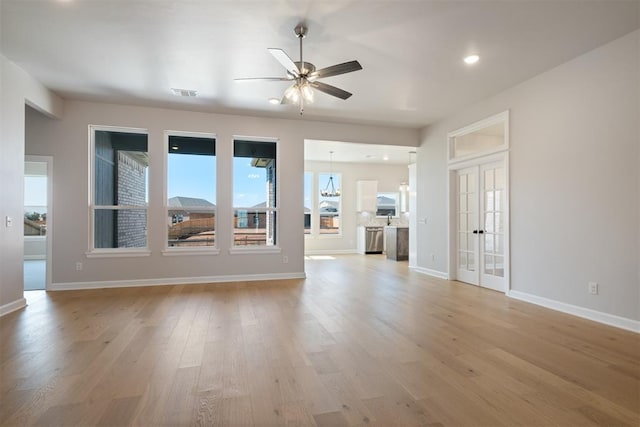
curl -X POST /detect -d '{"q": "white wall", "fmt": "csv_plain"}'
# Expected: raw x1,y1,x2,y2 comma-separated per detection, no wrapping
303,160,409,253
0,55,63,314
24,100,418,288
417,30,639,322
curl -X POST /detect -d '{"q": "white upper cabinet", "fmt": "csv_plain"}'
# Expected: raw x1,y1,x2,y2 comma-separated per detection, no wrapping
357,180,378,212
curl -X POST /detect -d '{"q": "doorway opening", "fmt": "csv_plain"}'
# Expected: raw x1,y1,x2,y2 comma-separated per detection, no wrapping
24,156,52,291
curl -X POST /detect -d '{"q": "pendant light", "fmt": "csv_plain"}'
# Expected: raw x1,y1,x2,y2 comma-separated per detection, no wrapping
320,151,341,197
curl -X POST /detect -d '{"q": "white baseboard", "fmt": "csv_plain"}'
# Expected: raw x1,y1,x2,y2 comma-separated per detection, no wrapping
51,272,306,291
304,249,358,256
507,290,639,333
410,266,449,280
0,298,27,317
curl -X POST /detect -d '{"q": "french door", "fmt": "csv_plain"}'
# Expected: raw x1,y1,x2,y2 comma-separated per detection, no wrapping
456,161,505,292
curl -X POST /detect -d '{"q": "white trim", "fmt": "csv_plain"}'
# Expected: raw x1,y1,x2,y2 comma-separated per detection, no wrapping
88,124,149,253
164,130,218,252
228,246,282,255
304,249,358,255
232,137,280,249
448,110,509,164
85,249,151,258
162,248,220,256
411,266,450,280
25,155,53,290
51,272,306,291
0,298,27,317
447,112,510,293
507,290,640,333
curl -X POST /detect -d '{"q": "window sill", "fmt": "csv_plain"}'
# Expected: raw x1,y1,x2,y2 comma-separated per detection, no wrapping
229,246,282,255
85,249,151,258
162,248,220,256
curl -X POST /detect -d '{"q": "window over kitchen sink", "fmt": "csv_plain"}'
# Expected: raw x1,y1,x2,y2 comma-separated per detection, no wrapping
376,192,399,217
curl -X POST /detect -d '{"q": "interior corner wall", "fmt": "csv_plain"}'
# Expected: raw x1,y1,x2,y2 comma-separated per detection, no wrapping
0,55,63,313
416,30,640,322
24,100,418,287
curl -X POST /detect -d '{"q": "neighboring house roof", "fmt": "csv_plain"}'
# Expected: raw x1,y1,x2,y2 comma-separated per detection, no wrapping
168,196,215,208
377,195,396,205
319,200,339,212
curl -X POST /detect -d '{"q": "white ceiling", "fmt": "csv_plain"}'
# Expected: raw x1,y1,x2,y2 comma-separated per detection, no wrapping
1,1,638,128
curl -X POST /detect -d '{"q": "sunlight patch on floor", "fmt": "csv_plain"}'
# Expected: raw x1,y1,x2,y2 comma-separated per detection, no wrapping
304,255,336,260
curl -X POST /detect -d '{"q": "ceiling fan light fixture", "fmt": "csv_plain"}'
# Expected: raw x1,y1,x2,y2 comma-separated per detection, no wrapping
284,84,300,102
301,82,314,102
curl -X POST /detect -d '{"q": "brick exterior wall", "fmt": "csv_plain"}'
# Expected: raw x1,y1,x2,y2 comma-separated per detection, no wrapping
116,151,146,247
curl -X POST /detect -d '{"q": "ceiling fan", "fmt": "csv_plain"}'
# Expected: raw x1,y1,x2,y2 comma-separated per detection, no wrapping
235,24,363,114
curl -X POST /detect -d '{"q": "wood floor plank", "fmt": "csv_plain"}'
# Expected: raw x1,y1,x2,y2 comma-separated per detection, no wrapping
1,254,637,426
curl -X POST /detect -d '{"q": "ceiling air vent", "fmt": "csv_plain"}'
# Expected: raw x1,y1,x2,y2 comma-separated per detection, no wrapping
171,88,197,97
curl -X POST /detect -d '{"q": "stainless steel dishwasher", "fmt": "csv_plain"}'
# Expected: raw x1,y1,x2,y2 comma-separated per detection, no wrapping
364,227,384,254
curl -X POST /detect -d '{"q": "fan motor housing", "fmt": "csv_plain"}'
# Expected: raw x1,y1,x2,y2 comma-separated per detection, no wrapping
294,61,316,75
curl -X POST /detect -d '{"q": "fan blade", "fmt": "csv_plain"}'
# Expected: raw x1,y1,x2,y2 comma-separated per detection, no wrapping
308,60,362,80
234,77,293,82
268,48,300,76
280,96,295,105
310,81,352,100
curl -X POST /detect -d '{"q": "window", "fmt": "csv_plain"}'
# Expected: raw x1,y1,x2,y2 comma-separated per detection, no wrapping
376,192,399,217
304,172,312,234
318,173,341,235
90,126,148,250
233,139,278,247
167,133,216,249
24,169,47,237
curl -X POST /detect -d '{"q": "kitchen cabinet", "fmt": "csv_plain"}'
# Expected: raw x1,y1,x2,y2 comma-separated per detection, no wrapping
356,180,377,212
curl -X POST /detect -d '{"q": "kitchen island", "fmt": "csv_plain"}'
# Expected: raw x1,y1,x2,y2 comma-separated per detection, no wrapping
385,226,409,261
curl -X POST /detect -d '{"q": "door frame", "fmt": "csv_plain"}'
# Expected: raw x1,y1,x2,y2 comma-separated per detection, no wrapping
24,155,53,291
446,112,510,292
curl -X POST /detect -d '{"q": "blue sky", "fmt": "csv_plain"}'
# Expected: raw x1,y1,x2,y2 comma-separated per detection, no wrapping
168,154,268,207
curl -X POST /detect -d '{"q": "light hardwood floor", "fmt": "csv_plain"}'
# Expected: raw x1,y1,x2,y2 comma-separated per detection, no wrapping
1,255,638,426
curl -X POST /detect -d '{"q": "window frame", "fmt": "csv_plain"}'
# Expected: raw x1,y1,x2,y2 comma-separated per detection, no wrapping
162,130,219,256
229,136,281,254
303,171,314,236
87,124,150,257
376,192,400,218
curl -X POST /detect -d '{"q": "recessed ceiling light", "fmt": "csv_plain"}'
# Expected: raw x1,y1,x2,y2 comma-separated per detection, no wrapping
464,55,480,65
171,145,179,150
171,88,197,97
268,98,280,105
383,155,389,161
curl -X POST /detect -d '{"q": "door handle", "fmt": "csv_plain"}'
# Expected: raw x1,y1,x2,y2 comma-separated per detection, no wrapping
478,230,484,234
473,230,478,234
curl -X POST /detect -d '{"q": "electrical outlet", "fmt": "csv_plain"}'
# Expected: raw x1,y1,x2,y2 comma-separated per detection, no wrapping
282,255,288,264
76,262,83,271
588,282,598,295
